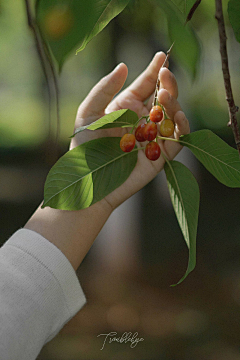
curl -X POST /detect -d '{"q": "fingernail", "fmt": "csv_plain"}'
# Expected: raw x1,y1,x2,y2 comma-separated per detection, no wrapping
159,67,169,74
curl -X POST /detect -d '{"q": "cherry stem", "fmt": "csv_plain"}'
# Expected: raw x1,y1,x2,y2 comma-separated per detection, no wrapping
162,106,170,120
129,146,146,153
130,115,148,133
157,136,180,143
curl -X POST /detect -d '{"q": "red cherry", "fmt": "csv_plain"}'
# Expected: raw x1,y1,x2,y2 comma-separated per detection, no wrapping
149,105,163,123
143,121,157,141
120,133,136,152
135,123,146,142
145,141,161,161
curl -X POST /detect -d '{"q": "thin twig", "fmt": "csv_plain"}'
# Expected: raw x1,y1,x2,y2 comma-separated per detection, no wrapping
42,39,61,145
25,0,51,105
215,0,240,155
25,0,53,153
153,43,174,107
25,0,60,163
185,0,202,24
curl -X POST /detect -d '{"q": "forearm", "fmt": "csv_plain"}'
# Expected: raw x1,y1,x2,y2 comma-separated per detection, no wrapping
24,199,112,270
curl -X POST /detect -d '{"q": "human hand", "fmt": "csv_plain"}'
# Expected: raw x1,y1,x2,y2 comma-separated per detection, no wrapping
70,52,190,210
24,53,190,270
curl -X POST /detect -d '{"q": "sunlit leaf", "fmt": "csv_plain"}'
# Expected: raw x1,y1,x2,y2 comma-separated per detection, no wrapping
164,160,199,285
228,0,240,43
42,137,138,210
179,130,240,187
72,109,139,137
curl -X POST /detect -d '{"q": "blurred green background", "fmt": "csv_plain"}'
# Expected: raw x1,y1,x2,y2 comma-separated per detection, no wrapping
1,0,240,359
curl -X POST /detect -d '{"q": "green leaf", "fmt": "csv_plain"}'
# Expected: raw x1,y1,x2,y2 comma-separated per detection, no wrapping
72,109,139,137
169,0,197,15
179,130,240,187
168,16,200,79
36,0,94,70
42,137,137,210
76,0,130,54
164,160,199,285
36,0,130,70
154,0,201,79
228,0,240,43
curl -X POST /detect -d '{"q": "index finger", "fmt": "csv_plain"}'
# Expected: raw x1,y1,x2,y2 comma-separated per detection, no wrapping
77,63,128,123
126,52,167,102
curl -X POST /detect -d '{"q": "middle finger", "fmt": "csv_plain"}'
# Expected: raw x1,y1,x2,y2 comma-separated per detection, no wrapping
158,89,182,120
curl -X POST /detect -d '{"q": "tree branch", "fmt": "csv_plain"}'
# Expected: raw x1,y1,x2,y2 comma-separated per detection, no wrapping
24,0,60,164
215,0,240,155
41,39,61,145
25,0,51,100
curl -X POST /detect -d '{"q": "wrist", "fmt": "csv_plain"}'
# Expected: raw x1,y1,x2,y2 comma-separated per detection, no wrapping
24,199,112,270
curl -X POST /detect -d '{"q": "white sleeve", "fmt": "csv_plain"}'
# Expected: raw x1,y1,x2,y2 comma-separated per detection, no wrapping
0,229,86,360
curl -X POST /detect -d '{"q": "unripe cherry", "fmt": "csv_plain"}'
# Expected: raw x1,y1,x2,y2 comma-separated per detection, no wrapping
149,105,163,123
145,141,161,161
159,119,175,137
120,133,136,152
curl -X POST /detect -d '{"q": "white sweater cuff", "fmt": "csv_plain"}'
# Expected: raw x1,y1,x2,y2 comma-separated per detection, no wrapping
5,229,86,318
0,228,86,359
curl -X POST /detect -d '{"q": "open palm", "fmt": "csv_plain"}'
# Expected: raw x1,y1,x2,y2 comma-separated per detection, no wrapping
70,52,190,210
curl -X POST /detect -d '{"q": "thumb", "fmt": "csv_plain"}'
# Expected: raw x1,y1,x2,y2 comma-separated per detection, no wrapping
76,63,128,125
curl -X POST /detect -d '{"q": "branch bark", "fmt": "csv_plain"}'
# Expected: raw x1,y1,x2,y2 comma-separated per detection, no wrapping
215,0,240,155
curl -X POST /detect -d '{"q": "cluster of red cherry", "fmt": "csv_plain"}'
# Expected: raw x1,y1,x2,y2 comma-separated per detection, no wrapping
120,105,175,160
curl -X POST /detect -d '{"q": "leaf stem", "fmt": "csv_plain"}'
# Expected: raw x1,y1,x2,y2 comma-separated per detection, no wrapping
161,151,170,164
215,0,240,156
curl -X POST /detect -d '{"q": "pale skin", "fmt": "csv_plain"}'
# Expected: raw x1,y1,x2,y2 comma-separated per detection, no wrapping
25,52,190,270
